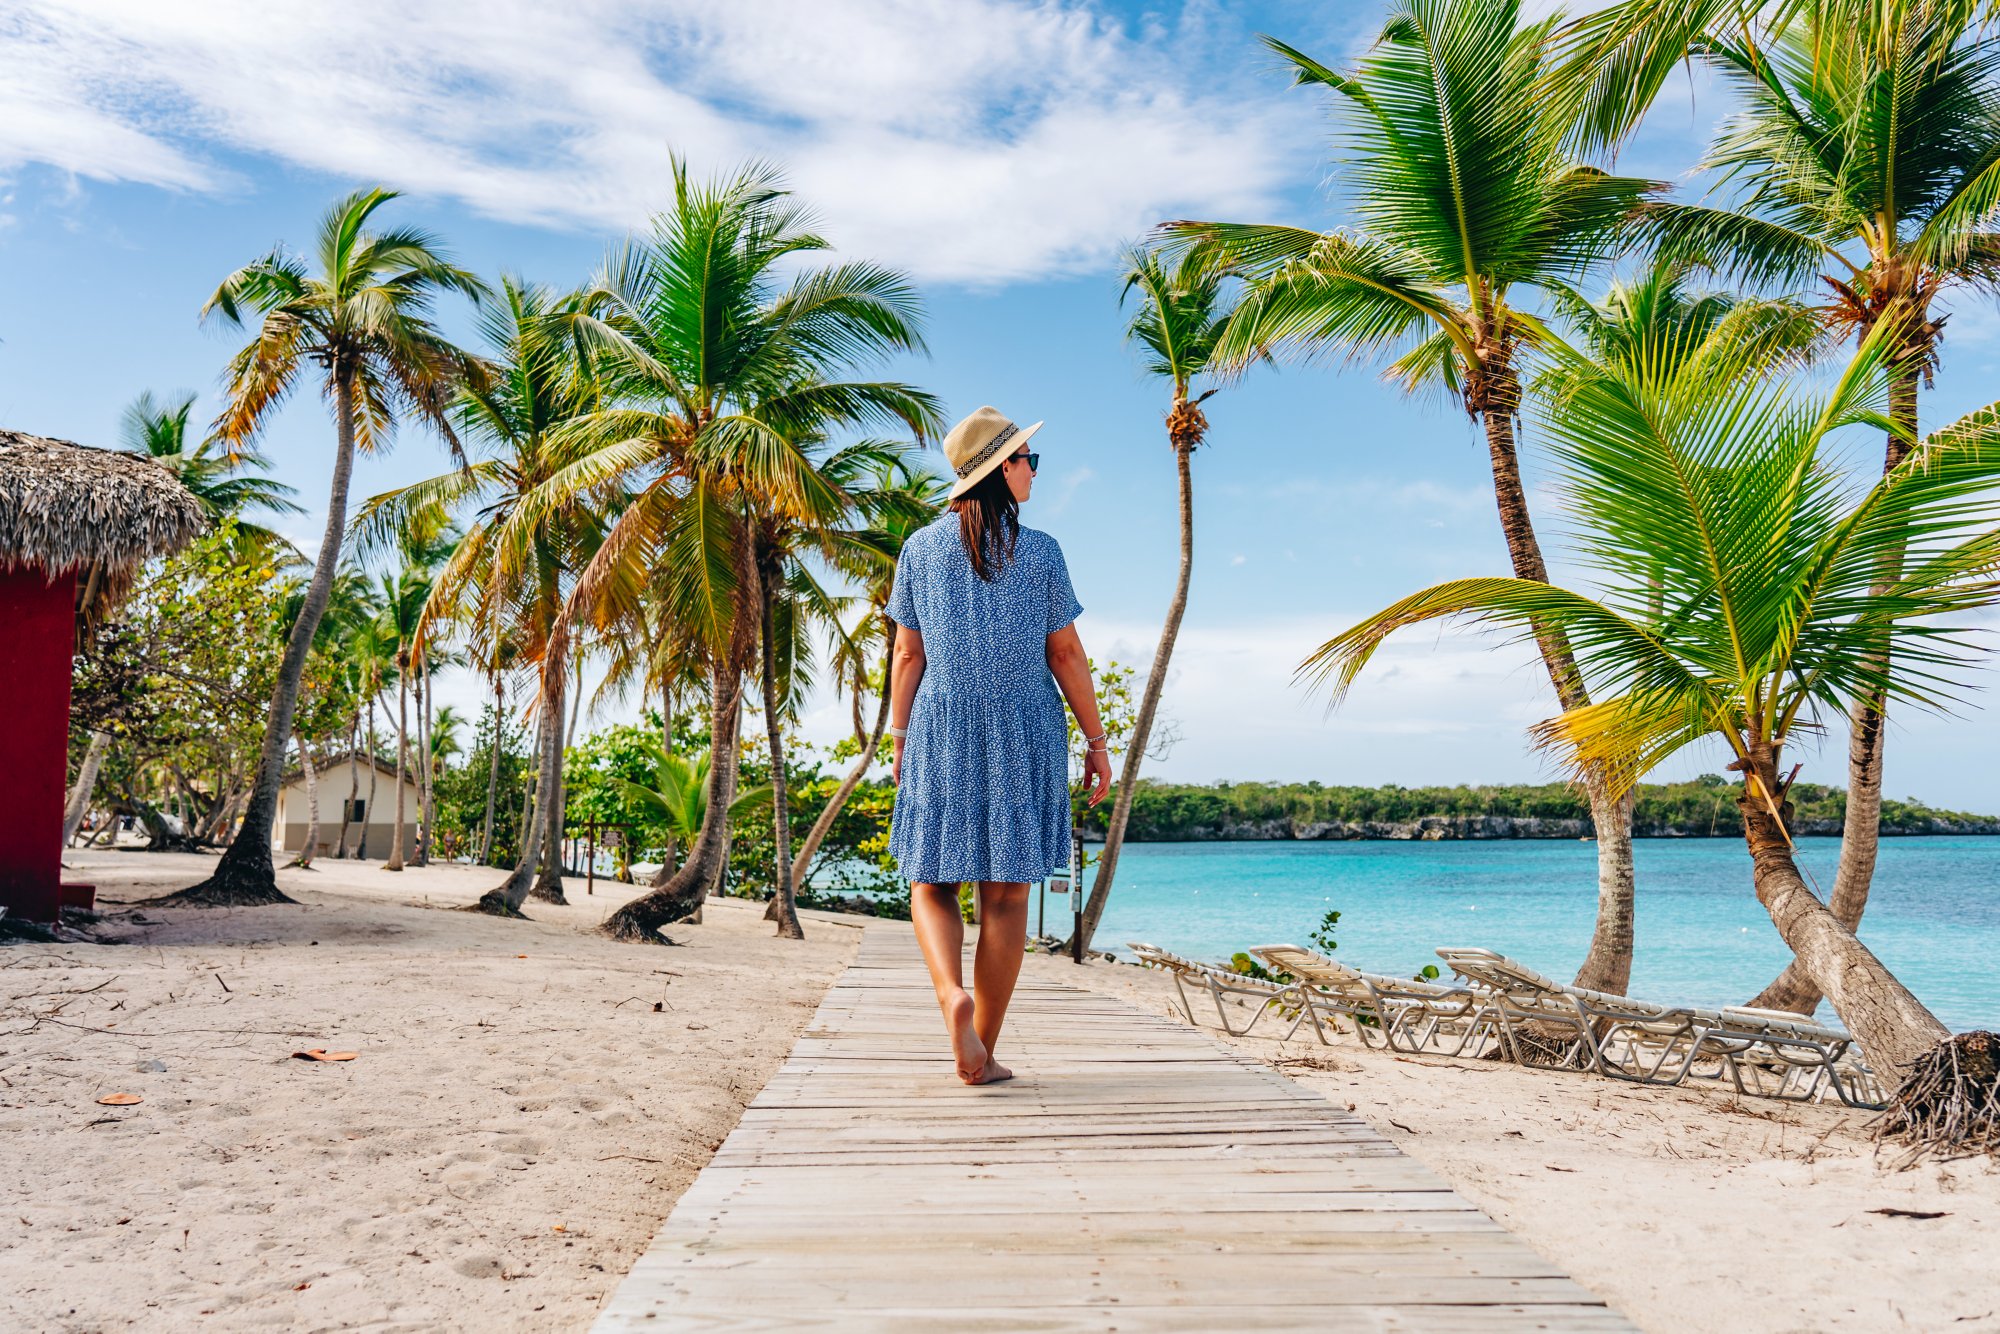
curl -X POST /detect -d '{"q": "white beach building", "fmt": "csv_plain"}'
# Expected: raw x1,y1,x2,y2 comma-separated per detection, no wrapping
275,752,420,858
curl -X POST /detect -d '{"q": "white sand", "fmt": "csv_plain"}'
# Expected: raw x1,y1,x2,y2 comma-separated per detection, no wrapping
1,850,857,1332
11,853,1995,1333
1024,950,2000,1333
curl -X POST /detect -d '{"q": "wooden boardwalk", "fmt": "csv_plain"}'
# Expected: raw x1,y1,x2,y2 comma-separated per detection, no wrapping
594,922,1632,1331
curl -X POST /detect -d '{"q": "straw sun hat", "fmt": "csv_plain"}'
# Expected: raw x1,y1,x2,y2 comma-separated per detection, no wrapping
942,405,1042,501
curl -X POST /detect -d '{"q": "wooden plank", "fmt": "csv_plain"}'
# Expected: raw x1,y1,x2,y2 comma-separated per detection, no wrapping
593,920,1633,1332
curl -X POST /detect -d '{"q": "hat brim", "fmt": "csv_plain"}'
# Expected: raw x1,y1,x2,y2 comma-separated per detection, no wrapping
947,420,1042,500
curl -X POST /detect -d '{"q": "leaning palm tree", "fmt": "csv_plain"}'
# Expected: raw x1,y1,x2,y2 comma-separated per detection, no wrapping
1162,0,1662,994
536,158,942,943
1304,320,2000,1088
1073,245,1244,953
1586,0,2000,1012
120,391,303,550
171,188,487,906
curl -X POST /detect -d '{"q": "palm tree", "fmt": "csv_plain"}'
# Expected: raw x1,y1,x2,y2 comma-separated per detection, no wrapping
172,188,486,906
787,462,947,899
538,159,942,943
374,565,424,872
120,391,303,550
1073,246,1243,953
613,744,773,859
1589,0,2000,1013
1161,0,1661,994
431,704,465,775
356,276,610,912
1304,321,2000,1082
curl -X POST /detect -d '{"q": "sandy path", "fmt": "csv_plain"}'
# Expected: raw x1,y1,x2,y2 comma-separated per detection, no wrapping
0,851,858,1333
1024,950,2000,1334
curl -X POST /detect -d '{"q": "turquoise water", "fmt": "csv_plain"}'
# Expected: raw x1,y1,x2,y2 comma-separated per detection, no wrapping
1069,838,1999,1033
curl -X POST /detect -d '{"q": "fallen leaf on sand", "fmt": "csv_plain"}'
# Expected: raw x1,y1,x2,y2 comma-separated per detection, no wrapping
293,1282,311,1291
291,1049,358,1062
552,1223,566,1232
1870,1207,1948,1220
95,1093,142,1106
516,954,528,959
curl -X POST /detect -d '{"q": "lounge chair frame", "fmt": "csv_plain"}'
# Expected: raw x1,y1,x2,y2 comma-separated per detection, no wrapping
1127,943,1308,1040
1252,945,1499,1057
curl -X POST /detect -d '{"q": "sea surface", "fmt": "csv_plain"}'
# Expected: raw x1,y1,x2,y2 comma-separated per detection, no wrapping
1054,837,1998,1033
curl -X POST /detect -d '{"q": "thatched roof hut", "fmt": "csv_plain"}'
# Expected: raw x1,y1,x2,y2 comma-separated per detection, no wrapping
0,428,209,621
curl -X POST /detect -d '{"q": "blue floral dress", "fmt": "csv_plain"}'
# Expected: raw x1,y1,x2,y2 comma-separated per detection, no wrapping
886,516,1082,884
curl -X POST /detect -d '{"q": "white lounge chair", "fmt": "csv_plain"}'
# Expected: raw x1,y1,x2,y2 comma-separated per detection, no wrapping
1437,947,1884,1108
1252,945,1498,1056
1685,1005,1885,1109
1127,943,1306,1039
1434,947,1704,1078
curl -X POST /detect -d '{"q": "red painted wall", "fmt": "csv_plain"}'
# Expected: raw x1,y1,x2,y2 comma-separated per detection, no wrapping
0,565,76,921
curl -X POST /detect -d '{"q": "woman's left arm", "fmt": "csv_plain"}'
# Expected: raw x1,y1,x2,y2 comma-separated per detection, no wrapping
1046,624,1112,807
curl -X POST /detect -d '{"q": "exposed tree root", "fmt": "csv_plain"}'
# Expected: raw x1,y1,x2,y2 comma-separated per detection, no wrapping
1875,1031,2000,1164
155,868,299,909
468,892,531,919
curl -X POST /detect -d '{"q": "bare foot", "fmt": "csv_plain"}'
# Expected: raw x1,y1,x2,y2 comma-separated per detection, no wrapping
966,1057,1014,1086
944,990,987,1082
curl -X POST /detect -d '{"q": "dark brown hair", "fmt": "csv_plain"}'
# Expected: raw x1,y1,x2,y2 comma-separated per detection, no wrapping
950,465,1020,582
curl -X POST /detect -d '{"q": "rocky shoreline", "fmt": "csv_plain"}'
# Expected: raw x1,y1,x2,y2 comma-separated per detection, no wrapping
1116,814,2000,842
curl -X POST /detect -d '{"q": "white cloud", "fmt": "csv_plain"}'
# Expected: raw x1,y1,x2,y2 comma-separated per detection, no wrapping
3,0,1316,283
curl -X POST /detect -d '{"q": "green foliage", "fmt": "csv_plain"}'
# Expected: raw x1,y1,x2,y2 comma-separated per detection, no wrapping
722,741,903,906
71,520,288,833
432,701,534,865
1077,777,1992,840
562,714,711,855
1229,952,1276,981
1310,909,1342,955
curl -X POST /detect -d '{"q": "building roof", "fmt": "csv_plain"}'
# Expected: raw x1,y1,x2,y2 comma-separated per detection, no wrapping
0,430,208,620
281,750,422,789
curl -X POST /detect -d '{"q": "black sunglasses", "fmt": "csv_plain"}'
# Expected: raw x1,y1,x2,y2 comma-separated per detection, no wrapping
1008,449,1040,473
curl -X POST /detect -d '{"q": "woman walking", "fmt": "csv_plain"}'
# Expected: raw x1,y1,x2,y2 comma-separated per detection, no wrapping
887,405,1113,1086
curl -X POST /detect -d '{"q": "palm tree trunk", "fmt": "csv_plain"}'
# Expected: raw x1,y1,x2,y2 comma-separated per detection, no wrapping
358,695,380,860
413,668,432,867
1736,748,1948,1079
528,656,569,904
385,666,410,872
654,679,679,882
1078,434,1196,952
1478,391,1639,996
604,659,744,941
1749,361,1919,1013
290,732,320,868
171,368,366,905
479,655,565,916
335,704,360,857
761,590,803,939
791,634,893,899
63,729,113,848
479,676,505,866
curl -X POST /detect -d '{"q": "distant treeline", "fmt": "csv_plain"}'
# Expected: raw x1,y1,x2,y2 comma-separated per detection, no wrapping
1080,776,2000,842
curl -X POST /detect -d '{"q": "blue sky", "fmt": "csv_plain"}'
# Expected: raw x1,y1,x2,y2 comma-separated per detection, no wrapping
4,0,1999,810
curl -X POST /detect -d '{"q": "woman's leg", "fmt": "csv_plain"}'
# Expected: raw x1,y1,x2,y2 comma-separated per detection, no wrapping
910,881,987,1082
971,881,1031,1083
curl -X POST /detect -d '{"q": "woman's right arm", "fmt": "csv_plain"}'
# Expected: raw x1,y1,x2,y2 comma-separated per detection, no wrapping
889,622,926,786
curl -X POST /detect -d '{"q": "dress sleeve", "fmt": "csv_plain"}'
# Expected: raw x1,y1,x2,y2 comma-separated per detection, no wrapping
886,550,919,630
1045,537,1083,635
